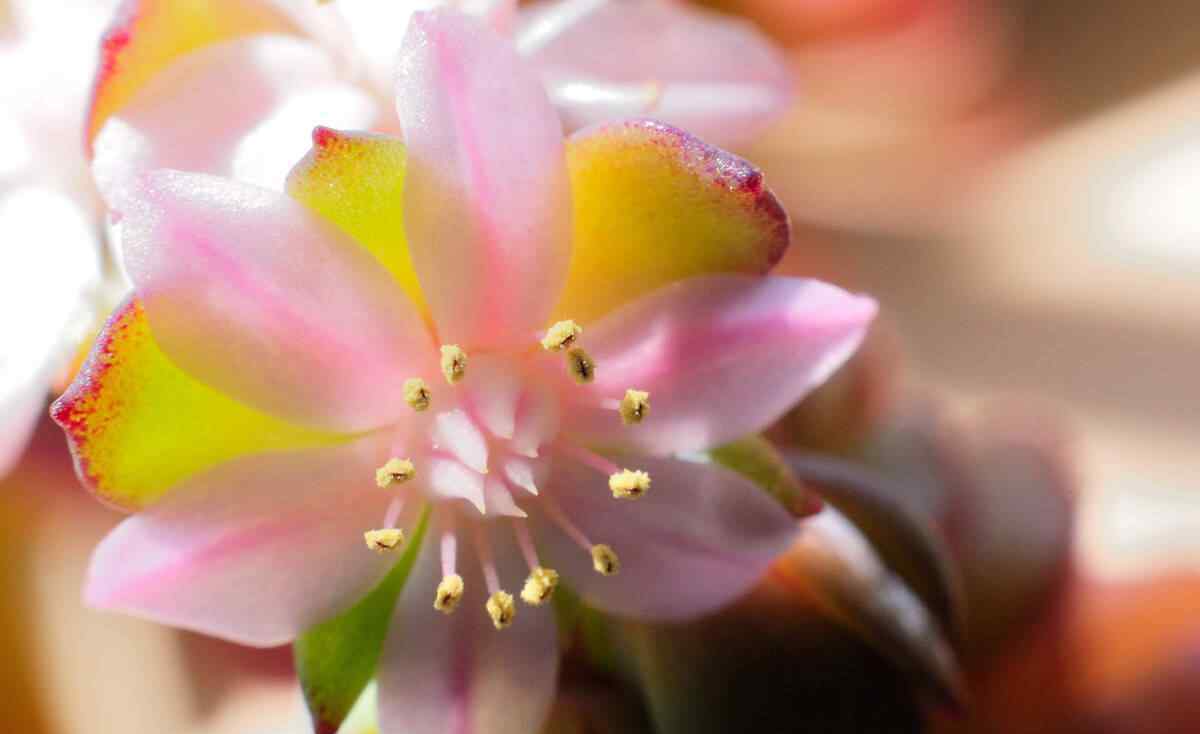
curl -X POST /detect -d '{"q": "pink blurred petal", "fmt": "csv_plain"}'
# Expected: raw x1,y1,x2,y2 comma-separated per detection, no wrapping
537,452,799,620
561,275,877,455
432,409,489,474
378,525,559,734
517,0,793,145
84,439,400,647
92,35,380,198
396,10,571,348
485,476,526,518
427,457,487,514
118,170,434,432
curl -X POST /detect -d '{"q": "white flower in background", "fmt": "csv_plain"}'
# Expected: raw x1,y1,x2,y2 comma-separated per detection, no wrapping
0,0,122,476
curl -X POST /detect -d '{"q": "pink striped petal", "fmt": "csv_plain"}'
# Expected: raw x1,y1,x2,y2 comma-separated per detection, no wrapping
396,10,571,348
93,35,380,198
118,170,435,432
558,275,876,455
84,439,400,647
378,524,559,734
536,452,798,620
517,0,793,145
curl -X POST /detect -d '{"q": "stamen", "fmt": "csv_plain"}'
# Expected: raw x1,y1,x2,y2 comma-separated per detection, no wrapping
591,544,620,575
540,319,582,351
618,389,650,425
440,344,468,384
542,493,592,551
521,567,560,606
375,457,415,488
513,520,540,570
403,378,432,411
566,347,595,384
486,591,516,629
434,574,464,613
382,496,405,528
434,525,463,613
474,525,515,629
364,528,404,553
560,443,620,476
608,468,651,499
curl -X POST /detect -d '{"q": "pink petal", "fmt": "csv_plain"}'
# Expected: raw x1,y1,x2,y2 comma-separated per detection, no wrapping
432,409,489,474
485,476,527,518
378,523,559,734
84,439,401,647
93,35,380,198
560,275,877,455
117,170,435,432
465,357,522,440
517,0,793,145
511,384,560,458
396,10,572,348
536,452,799,620
427,457,486,514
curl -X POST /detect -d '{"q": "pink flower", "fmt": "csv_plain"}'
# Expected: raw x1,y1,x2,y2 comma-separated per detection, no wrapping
56,10,874,734
86,0,792,203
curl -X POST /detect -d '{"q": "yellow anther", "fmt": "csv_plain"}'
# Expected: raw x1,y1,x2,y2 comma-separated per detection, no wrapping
375,457,415,489
608,469,651,499
541,320,582,351
566,347,595,384
434,574,464,614
619,389,650,425
403,378,431,411
591,544,620,575
440,345,468,384
364,528,404,553
486,591,516,629
520,566,560,606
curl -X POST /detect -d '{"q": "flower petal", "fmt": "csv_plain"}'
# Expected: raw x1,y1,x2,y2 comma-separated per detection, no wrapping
84,438,401,646
117,170,434,431
286,128,424,311
518,0,792,145
86,0,306,153
538,453,799,620
396,10,571,348
561,275,877,455
554,119,789,323
378,523,559,734
93,35,380,197
51,297,341,510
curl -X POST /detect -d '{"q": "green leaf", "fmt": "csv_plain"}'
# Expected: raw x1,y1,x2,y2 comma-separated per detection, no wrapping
294,505,430,734
707,435,821,517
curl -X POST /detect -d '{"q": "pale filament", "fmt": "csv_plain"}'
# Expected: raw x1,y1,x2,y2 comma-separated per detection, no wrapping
513,520,540,571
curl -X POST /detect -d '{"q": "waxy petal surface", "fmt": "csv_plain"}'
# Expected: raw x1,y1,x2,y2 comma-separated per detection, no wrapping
85,439,401,646
518,0,792,145
539,453,799,620
118,171,434,432
93,35,380,197
562,275,877,455
86,0,305,152
397,10,571,347
554,120,789,323
286,128,424,311
51,298,340,509
379,527,559,734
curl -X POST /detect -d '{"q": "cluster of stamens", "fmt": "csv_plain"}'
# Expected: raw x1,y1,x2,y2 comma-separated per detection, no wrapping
360,319,651,630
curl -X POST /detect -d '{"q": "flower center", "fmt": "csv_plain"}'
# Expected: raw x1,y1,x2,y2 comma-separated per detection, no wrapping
361,321,651,630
